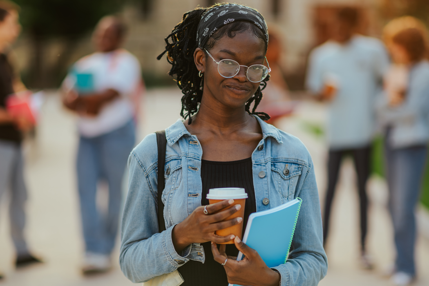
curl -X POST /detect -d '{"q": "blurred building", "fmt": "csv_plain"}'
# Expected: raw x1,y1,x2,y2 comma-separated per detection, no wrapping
14,0,382,89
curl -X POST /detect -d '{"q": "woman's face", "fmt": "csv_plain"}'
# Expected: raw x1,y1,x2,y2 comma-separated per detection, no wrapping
196,28,266,110
0,10,20,46
93,19,122,53
389,42,411,65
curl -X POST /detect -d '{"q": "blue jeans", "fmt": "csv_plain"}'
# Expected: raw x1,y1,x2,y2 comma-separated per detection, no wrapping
0,140,29,256
77,120,135,255
384,139,427,276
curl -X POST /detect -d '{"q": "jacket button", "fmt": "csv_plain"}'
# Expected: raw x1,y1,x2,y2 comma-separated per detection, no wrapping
258,171,266,178
262,198,270,205
258,145,263,151
284,169,290,176
166,166,170,175
190,140,198,145
174,259,185,265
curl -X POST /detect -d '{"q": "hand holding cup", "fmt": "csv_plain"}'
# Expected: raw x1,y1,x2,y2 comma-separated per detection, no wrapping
206,188,248,244
172,198,243,253
321,73,339,101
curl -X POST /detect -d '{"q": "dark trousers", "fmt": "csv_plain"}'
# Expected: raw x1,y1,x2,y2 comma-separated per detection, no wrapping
323,145,371,253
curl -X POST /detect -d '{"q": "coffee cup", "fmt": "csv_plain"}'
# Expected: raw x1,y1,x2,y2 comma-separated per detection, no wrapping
323,73,339,100
207,188,248,244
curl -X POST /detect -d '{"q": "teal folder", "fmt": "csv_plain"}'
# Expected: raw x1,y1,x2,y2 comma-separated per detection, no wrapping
74,72,94,94
231,198,302,286
68,66,95,95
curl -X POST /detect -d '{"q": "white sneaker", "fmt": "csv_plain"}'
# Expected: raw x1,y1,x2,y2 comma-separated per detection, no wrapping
391,272,414,286
82,252,111,275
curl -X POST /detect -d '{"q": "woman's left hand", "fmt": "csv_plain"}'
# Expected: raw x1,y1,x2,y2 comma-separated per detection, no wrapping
212,237,280,286
388,90,405,107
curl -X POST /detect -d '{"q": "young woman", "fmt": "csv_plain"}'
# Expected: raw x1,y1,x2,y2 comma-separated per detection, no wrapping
120,4,327,286
378,17,429,286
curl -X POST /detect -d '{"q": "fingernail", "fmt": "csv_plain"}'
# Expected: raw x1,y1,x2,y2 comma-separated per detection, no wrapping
228,199,234,204
237,217,242,223
230,235,235,240
235,236,241,243
235,204,241,210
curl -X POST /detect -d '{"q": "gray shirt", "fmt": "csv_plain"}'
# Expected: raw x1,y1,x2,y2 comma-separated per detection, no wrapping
307,35,389,149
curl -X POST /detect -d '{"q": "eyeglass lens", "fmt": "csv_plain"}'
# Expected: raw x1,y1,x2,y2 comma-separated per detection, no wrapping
218,59,269,83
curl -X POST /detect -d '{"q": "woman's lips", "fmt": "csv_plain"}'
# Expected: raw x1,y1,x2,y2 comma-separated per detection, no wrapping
224,84,250,94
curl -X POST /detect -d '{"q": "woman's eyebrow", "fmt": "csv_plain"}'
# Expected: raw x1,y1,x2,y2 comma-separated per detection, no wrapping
219,49,236,56
219,49,265,61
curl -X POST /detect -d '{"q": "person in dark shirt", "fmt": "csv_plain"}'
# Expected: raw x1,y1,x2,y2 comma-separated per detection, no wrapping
0,1,42,280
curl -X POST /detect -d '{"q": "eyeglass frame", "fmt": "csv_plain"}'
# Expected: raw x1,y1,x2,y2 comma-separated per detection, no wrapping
204,49,271,83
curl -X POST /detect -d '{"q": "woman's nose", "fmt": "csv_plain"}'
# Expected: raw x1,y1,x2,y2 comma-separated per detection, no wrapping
234,65,248,82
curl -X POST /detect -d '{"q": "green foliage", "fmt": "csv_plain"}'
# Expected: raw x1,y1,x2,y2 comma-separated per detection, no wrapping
14,0,123,38
300,120,325,138
142,72,176,89
420,156,429,209
372,136,385,177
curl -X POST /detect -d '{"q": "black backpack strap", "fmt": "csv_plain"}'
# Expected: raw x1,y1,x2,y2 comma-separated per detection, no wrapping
155,130,167,232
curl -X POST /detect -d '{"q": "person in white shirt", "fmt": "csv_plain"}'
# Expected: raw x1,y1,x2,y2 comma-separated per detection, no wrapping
306,7,389,269
62,16,142,274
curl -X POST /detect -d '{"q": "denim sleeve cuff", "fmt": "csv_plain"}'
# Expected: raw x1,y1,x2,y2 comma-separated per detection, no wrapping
162,224,191,268
272,265,290,286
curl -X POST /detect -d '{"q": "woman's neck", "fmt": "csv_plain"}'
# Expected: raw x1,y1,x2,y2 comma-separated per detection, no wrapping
187,99,255,135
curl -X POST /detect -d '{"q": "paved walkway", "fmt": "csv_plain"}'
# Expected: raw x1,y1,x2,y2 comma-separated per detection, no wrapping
0,88,428,285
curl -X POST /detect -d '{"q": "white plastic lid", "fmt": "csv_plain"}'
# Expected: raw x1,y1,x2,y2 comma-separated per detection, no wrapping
206,188,248,200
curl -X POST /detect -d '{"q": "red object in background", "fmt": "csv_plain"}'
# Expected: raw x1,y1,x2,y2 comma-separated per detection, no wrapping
265,101,298,124
6,91,37,125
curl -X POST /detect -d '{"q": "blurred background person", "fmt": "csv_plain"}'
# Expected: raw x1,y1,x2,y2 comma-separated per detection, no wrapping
0,0,42,280
258,27,294,126
62,15,141,275
377,17,429,286
306,7,389,269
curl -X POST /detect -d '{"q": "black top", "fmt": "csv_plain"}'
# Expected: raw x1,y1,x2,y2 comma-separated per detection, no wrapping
0,53,21,144
178,158,256,286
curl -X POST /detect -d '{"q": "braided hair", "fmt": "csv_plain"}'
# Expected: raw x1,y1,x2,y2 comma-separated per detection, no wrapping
157,5,270,124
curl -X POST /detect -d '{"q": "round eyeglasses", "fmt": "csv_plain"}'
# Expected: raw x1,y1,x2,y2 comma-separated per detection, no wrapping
205,49,271,83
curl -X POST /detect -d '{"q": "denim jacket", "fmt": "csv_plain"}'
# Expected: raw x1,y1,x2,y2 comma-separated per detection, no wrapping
120,116,328,286
376,60,429,149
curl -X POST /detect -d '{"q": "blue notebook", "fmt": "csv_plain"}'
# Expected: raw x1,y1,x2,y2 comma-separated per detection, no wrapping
74,72,94,94
68,66,95,95
231,198,302,286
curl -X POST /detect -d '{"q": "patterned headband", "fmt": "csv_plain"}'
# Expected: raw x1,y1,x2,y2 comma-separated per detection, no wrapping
196,3,269,48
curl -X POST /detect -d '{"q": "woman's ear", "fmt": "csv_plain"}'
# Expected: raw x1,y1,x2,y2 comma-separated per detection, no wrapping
194,48,206,73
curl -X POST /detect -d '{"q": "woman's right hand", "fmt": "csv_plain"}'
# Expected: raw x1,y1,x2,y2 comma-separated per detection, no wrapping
62,89,81,112
172,199,242,253
388,89,406,107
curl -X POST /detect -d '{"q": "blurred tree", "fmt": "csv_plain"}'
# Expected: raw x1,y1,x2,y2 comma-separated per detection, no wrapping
379,0,429,24
14,0,123,88
138,0,154,20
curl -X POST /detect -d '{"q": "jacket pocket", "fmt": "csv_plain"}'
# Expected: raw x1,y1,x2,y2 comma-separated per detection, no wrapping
271,163,302,200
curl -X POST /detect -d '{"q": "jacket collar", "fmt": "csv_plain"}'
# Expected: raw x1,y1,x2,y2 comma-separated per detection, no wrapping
255,116,283,144
165,116,282,146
